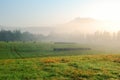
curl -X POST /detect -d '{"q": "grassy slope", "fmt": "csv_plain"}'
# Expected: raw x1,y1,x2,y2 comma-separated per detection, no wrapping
0,54,120,80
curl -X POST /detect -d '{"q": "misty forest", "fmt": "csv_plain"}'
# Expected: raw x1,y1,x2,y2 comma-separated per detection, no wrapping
1,29,120,43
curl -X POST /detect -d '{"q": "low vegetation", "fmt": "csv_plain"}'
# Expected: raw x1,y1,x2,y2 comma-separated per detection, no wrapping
0,41,120,80
0,54,119,80
0,41,105,59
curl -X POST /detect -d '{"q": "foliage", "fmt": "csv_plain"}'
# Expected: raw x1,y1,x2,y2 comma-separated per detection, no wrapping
0,30,36,41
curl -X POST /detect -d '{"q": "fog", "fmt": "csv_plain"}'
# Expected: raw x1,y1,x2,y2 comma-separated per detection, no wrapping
31,17,120,35
1,17,120,34
1,17,120,42
1,17,120,52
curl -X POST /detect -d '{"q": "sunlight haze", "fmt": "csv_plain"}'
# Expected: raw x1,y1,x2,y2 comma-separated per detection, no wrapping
0,0,120,32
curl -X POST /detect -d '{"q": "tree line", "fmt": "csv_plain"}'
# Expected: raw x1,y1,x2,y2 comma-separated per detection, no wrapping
45,30,120,44
0,30,36,41
1,29,120,43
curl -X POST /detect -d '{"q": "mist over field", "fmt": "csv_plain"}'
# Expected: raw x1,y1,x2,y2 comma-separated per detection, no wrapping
1,17,120,45
1,16,120,53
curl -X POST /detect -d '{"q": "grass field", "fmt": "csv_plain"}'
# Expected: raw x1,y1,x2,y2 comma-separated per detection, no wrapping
0,42,120,80
0,42,93,59
0,54,120,80
0,41,118,59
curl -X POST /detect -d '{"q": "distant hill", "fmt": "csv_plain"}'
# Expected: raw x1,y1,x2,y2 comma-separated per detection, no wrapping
70,17,97,23
55,17,104,34
0,17,118,35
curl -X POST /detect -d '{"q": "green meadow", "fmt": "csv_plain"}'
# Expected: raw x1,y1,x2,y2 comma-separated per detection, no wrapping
0,42,97,59
0,42,120,80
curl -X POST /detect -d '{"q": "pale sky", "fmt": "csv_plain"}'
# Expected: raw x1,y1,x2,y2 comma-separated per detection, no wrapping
0,0,120,27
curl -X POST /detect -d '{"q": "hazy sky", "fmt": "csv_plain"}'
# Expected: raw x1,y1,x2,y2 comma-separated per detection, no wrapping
0,0,120,26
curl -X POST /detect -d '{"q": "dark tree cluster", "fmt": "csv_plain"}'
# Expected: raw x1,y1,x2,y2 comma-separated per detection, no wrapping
0,30,36,41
